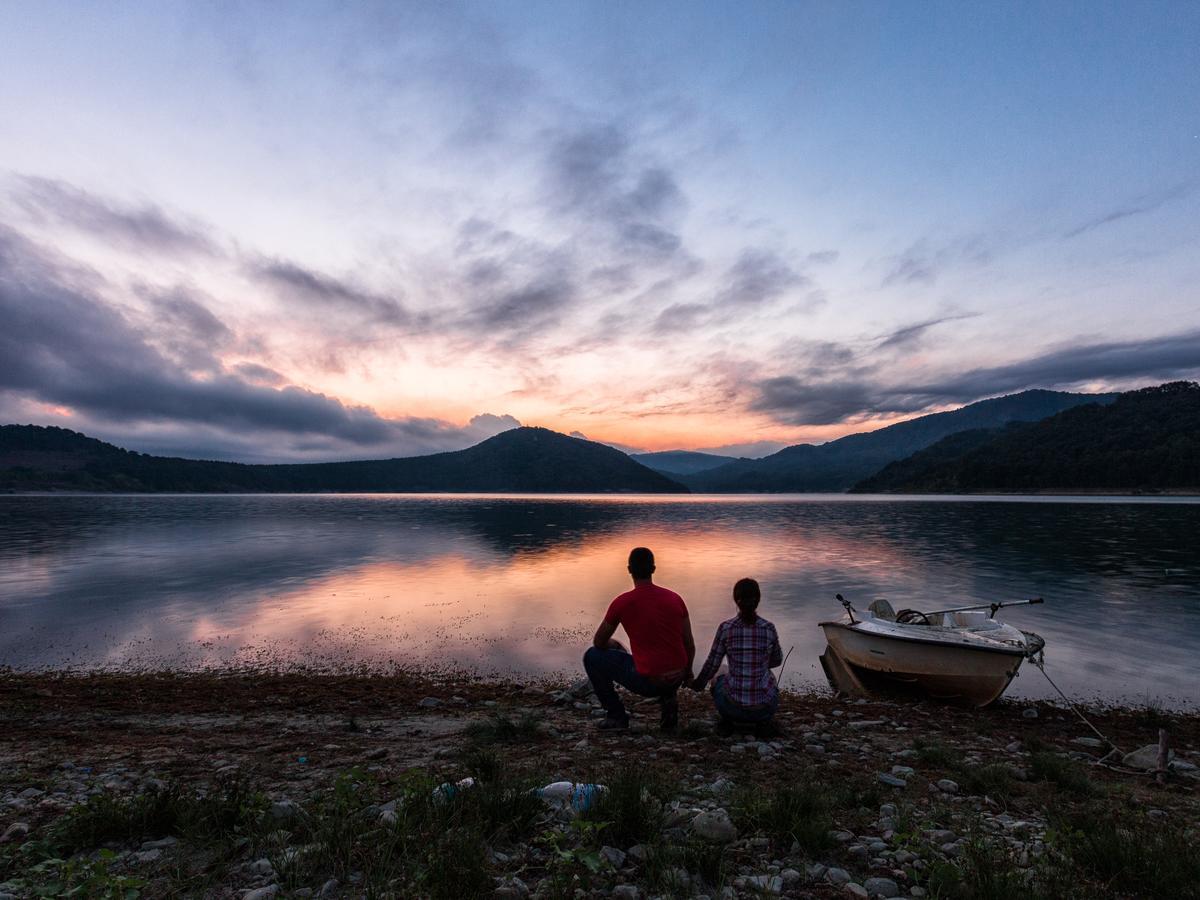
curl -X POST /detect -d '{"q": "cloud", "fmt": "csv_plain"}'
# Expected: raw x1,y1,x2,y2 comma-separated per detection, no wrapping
249,259,410,326
1063,182,1194,239
11,175,218,256
0,225,520,461
748,329,1200,426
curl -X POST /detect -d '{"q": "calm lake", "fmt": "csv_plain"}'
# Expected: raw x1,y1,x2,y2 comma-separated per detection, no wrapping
1,494,1197,707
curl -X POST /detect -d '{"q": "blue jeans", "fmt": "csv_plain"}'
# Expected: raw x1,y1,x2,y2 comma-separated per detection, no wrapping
583,646,678,722
712,674,778,724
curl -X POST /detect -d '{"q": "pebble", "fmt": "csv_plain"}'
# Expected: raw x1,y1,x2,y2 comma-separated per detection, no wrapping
848,719,886,730
877,773,907,788
863,876,900,897
612,885,639,899
18,788,45,800
936,779,959,794
140,836,177,850
133,848,161,864
248,858,274,876
890,765,915,777
417,697,442,708
268,799,301,823
1022,708,1038,719
780,868,802,886
318,879,339,898
844,884,869,899
243,887,279,900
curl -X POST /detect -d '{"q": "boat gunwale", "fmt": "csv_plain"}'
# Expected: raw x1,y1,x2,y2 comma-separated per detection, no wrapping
819,620,1030,657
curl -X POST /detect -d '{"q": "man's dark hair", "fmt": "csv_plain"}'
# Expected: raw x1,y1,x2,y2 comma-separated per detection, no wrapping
733,577,761,623
627,547,655,580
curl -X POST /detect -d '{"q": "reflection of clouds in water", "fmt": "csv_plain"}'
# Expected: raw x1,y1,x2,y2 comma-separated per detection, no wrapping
1,495,1198,708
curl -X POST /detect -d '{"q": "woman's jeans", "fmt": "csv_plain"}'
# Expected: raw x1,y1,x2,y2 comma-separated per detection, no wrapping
712,674,778,723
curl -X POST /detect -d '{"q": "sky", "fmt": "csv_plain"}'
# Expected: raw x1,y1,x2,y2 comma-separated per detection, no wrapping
1,1,1198,462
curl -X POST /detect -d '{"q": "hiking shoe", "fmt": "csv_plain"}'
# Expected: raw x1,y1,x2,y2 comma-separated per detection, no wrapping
659,695,679,732
716,716,735,737
597,716,629,732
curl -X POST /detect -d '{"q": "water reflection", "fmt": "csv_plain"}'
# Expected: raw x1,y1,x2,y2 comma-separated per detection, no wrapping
0,495,1197,707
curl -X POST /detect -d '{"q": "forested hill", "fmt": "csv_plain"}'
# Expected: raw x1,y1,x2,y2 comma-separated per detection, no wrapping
0,426,688,493
631,450,736,476
851,382,1200,494
682,389,1115,492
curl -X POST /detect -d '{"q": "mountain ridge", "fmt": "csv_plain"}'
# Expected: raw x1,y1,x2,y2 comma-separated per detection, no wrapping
850,382,1200,493
681,389,1118,492
0,425,689,494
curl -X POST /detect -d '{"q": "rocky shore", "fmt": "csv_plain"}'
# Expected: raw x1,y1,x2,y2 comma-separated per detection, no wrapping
1,671,1197,899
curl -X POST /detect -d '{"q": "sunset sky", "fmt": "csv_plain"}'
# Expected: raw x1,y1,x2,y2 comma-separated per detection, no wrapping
2,1,1198,462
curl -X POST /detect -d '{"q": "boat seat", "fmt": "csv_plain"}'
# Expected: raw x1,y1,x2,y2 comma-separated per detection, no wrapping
949,611,1003,629
868,598,897,621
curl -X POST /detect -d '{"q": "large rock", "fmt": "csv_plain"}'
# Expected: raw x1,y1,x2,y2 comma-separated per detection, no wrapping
1123,744,1174,771
826,867,852,885
691,808,737,844
863,876,900,897
267,799,302,824
0,822,30,844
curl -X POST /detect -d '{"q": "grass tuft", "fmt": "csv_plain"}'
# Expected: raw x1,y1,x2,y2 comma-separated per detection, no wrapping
732,782,835,854
1029,751,1094,796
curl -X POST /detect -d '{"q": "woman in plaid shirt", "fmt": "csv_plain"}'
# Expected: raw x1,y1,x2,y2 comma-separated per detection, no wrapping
691,578,783,737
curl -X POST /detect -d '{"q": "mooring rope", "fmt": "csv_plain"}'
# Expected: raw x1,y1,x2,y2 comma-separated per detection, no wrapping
1029,648,1124,758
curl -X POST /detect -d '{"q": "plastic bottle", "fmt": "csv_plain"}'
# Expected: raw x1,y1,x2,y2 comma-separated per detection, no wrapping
535,781,608,813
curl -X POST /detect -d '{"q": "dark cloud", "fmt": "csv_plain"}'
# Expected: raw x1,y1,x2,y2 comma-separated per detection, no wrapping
12,175,218,256
250,259,410,326
1063,183,1193,239
879,236,993,288
0,226,517,460
750,378,882,426
472,278,576,335
875,313,978,351
749,330,1200,426
653,302,709,334
716,249,804,307
545,124,687,262
904,330,1200,405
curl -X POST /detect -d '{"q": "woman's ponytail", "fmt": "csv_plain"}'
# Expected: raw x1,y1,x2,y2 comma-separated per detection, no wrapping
733,577,761,624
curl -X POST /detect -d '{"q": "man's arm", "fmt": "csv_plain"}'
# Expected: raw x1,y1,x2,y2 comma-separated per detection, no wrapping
769,625,784,668
692,623,726,690
593,618,620,650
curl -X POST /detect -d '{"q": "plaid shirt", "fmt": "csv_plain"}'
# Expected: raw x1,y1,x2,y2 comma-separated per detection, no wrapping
696,615,783,707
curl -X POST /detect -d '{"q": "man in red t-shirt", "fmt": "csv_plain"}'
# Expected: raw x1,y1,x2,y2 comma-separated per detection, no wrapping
583,547,696,731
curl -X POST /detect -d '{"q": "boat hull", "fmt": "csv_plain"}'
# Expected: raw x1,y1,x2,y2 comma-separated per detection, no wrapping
820,621,1026,707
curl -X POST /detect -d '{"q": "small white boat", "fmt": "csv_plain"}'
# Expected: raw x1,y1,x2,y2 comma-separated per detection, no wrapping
820,595,1045,707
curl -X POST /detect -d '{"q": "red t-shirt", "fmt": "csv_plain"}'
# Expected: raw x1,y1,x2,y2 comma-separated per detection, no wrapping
604,582,689,677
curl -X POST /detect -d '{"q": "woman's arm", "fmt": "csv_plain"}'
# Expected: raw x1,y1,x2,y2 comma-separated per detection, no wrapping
768,624,783,668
